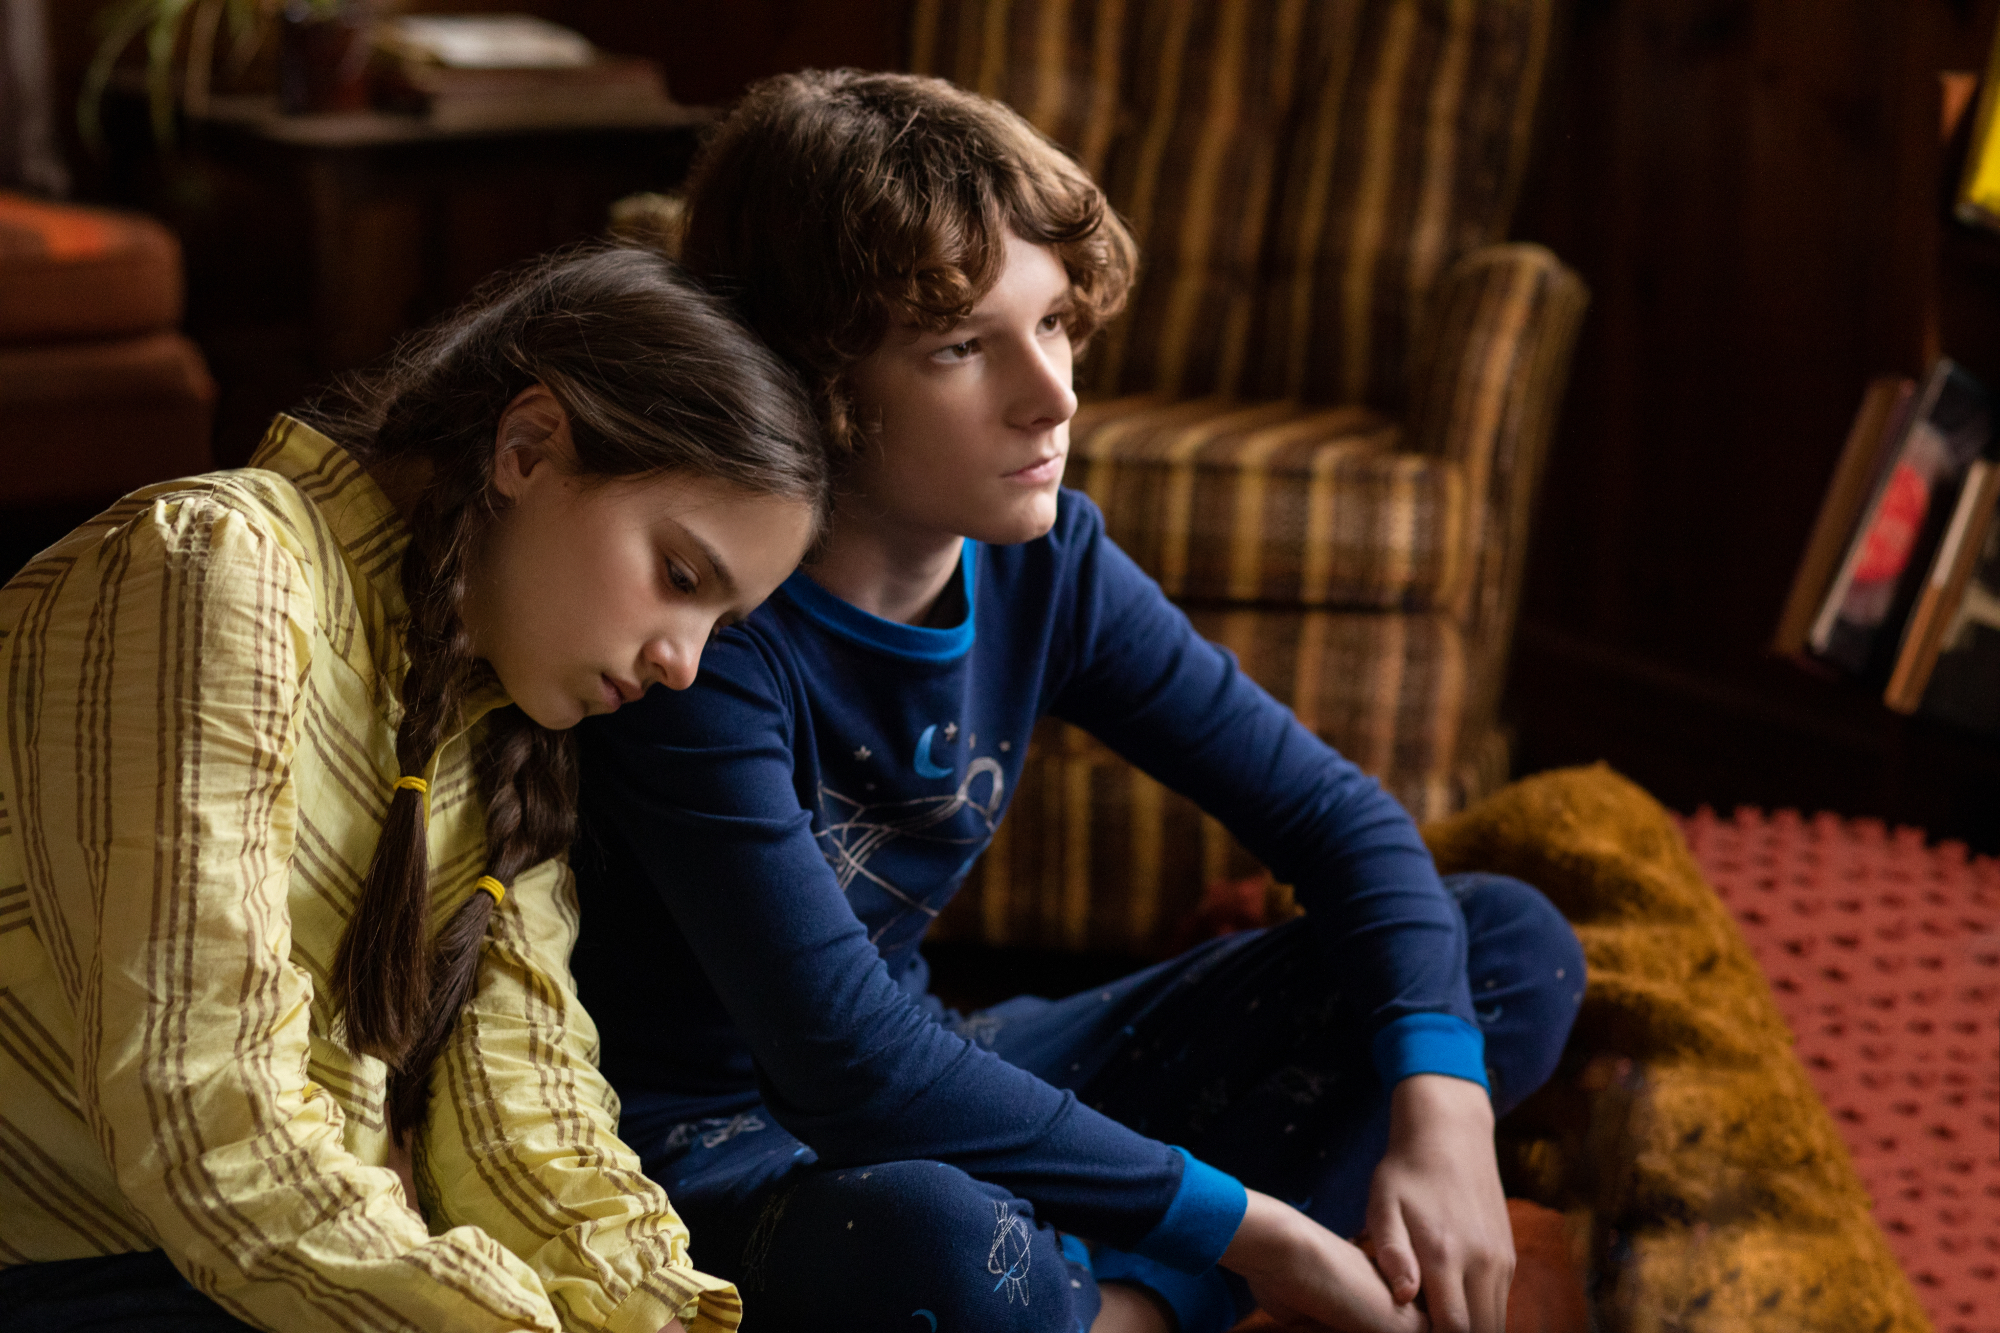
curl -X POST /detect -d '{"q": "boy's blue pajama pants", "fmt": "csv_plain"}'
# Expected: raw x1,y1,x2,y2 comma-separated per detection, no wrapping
623,873,1585,1333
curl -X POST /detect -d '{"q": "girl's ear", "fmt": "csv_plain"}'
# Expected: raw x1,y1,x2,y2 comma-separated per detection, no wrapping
492,384,575,501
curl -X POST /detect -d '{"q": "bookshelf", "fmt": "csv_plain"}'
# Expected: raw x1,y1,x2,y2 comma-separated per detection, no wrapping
1793,58,2000,716
1508,0,2000,856
1779,32,2000,833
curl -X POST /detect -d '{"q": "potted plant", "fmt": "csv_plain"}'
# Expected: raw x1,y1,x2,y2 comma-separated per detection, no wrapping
80,0,369,148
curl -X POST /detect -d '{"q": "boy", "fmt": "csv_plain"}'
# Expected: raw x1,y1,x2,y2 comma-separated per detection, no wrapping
572,71,1583,1333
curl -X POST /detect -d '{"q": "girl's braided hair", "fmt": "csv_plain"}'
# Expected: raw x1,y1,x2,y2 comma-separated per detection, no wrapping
301,243,825,1138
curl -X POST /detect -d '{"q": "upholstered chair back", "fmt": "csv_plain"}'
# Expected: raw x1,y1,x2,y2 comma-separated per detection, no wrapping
911,0,1559,411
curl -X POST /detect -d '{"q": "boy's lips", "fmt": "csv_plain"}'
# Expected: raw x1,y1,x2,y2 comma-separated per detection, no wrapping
1006,453,1064,484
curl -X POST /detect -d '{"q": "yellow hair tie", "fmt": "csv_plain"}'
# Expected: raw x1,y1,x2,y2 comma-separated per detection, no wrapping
391,774,431,821
473,876,505,907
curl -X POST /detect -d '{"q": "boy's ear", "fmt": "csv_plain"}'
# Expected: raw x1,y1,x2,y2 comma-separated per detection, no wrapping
492,384,576,499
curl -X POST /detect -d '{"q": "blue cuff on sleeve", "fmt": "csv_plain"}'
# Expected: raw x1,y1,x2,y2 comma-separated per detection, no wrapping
1132,1147,1248,1273
1091,1249,1243,1333
1371,1012,1489,1090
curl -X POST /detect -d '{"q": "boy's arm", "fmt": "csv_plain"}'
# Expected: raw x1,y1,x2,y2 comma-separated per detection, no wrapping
1046,493,1508,1329
575,634,1243,1273
1046,494,1484,1086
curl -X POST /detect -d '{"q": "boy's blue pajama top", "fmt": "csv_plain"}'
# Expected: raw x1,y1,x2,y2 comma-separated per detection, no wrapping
571,489,1571,1332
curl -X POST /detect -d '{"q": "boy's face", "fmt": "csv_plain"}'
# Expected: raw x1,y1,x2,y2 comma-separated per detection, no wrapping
844,233,1077,547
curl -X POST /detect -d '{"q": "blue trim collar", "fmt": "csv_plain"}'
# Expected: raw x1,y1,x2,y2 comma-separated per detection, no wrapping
777,541,979,663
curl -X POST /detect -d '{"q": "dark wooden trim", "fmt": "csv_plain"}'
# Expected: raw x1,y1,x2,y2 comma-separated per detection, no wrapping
1507,618,2000,854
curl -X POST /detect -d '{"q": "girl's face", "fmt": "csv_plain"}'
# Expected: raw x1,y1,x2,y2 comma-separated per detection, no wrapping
843,232,1078,547
464,390,815,729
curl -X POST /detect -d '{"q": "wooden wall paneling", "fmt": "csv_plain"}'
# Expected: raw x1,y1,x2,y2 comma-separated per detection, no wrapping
1509,0,2000,851
1520,0,1906,668
1733,3,1918,652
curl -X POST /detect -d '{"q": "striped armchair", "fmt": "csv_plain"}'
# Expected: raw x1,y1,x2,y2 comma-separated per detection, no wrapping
914,0,1589,956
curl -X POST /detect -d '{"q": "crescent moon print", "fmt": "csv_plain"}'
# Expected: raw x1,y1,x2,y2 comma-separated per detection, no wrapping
914,724,954,778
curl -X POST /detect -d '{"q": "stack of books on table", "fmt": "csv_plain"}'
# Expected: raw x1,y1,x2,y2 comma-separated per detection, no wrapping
1775,361,2000,737
372,15,679,132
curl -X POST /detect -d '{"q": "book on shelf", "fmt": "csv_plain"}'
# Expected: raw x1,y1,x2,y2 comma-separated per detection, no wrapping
1773,375,1915,657
372,16,677,132
1913,486,2000,737
1806,359,1995,680
1959,19,2000,231
1884,459,2000,710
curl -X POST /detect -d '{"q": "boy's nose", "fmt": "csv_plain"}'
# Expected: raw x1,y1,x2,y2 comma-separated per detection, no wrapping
1013,343,1078,428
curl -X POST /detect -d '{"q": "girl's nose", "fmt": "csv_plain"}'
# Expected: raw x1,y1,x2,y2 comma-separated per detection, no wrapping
642,631,703,692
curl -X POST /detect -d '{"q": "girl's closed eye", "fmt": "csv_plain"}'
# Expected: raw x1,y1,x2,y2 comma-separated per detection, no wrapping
666,560,698,594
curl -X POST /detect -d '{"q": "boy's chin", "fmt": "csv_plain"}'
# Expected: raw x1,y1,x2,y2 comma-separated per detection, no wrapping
971,492,1061,546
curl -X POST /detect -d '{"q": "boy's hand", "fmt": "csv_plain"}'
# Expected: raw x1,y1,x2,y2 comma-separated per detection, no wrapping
1221,1189,1428,1333
1362,1074,1513,1333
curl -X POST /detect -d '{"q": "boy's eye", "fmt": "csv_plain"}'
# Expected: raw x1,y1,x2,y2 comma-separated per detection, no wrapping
1039,313,1065,334
933,338,978,362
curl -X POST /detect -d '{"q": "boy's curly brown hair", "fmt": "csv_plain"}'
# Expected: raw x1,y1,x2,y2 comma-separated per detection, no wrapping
680,68,1137,461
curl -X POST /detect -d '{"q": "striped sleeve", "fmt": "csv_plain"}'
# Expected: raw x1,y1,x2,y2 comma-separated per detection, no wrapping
9,496,568,1332
422,855,741,1333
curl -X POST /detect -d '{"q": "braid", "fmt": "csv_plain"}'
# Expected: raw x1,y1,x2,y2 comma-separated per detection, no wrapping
386,710,577,1137
332,481,483,1064
305,242,826,1145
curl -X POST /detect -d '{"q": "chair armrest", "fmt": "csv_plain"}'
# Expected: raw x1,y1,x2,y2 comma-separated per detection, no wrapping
1070,394,1469,611
1407,243,1588,663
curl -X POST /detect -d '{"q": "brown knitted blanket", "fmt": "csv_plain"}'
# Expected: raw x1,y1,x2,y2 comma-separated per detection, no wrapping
1424,765,1930,1332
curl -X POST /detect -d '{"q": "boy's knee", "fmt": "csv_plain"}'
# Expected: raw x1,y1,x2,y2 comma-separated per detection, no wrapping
1449,873,1586,1113
744,1161,1087,1333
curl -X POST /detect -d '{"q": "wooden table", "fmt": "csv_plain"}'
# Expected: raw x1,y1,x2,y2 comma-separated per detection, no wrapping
116,95,711,464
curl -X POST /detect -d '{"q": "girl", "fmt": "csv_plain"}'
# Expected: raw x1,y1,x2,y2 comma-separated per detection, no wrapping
572,74,1584,1333
0,246,826,1333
